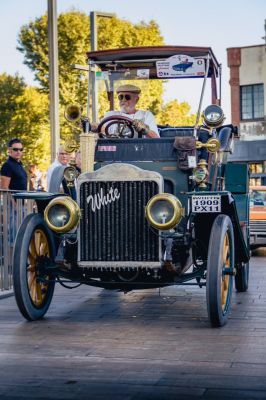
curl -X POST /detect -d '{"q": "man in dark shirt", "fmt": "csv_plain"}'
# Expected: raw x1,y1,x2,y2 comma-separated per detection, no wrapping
0,138,27,190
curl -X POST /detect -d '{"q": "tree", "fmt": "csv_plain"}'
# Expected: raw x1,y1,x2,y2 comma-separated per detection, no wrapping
17,11,163,97
12,9,197,168
0,74,25,144
17,11,164,140
0,73,50,171
157,100,199,126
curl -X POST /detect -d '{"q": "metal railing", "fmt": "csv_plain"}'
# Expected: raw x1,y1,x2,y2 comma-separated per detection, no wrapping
0,190,35,293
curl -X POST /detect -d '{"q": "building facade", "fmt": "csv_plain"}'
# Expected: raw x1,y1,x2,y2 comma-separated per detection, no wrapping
227,42,266,185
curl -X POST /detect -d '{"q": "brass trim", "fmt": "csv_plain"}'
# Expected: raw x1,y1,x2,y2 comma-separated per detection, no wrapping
63,166,79,183
162,166,177,171
145,193,183,230
193,159,208,185
196,138,220,153
203,105,225,128
64,139,79,153
44,196,81,233
64,104,82,123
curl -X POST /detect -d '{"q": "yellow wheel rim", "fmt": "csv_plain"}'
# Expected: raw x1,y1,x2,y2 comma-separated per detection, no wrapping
27,229,50,307
221,232,230,311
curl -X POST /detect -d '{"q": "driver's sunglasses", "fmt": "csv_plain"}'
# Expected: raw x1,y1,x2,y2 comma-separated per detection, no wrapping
12,147,23,152
118,94,131,101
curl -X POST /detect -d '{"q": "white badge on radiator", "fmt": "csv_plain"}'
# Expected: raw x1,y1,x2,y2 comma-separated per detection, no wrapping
191,195,221,213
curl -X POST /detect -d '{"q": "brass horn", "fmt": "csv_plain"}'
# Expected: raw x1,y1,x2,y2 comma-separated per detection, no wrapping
64,104,83,123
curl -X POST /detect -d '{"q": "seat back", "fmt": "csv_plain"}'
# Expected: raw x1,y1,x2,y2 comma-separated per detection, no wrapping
159,127,194,138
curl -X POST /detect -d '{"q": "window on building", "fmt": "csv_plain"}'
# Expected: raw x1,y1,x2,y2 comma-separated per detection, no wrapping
250,163,263,174
240,84,264,120
250,177,261,186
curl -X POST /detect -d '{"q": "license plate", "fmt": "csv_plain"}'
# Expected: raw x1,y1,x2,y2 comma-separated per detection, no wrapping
191,195,221,213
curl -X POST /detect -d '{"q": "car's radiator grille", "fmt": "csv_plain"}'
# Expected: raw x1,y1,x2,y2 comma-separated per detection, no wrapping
79,180,159,262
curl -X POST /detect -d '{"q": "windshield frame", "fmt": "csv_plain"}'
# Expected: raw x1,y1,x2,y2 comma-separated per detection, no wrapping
84,46,221,124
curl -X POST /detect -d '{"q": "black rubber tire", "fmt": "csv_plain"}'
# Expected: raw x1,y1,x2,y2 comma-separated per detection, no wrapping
206,214,234,327
235,224,249,292
13,213,56,321
235,262,249,292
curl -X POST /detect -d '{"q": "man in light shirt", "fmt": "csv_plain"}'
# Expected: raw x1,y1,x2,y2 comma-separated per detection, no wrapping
93,84,159,138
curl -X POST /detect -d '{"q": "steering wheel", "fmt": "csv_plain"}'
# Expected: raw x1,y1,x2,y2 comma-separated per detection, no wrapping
97,115,135,138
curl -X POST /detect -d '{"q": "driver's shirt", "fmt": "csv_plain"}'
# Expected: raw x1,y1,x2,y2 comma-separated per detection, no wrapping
104,110,159,137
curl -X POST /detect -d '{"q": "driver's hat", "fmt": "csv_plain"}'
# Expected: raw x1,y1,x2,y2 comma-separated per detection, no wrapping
116,84,141,94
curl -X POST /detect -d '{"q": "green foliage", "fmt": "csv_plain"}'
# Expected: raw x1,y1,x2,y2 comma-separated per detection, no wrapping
17,11,90,102
0,73,50,171
157,100,199,126
97,18,163,49
17,11,163,97
1,8,197,174
17,11,165,141
0,74,25,140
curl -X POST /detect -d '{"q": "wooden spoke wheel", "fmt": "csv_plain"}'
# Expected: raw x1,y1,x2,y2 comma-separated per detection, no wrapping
13,214,56,321
206,215,234,327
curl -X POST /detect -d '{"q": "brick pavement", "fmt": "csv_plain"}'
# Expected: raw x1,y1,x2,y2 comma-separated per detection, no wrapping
0,250,266,399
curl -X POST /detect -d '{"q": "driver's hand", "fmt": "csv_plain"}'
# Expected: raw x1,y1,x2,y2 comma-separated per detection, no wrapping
132,119,150,136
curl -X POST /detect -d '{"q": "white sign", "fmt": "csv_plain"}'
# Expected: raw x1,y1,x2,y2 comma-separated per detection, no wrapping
156,55,205,78
191,195,221,213
188,156,197,168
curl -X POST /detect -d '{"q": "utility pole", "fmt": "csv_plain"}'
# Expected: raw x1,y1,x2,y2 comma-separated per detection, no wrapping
48,0,60,162
90,11,115,122
263,19,266,51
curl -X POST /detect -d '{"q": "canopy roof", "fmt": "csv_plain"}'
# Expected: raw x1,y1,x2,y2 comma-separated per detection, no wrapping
86,46,220,77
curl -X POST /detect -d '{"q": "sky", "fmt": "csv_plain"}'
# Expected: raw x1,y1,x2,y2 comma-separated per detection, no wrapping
0,0,265,122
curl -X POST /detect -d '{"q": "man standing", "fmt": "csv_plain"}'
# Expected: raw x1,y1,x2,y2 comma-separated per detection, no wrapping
0,138,27,190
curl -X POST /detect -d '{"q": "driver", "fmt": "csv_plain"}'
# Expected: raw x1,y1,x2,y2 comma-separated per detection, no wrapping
93,84,159,138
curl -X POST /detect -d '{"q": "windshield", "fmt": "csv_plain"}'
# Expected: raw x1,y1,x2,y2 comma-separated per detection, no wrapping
87,52,219,126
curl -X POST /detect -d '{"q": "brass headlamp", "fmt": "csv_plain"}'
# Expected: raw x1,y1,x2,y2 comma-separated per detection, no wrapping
44,196,81,233
202,105,225,128
145,193,184,231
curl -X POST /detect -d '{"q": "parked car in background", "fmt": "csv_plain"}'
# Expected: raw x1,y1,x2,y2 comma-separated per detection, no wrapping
250,186,266,250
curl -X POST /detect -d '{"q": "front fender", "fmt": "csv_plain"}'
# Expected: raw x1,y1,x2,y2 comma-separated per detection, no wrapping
188,191,249,264
13,192,68,214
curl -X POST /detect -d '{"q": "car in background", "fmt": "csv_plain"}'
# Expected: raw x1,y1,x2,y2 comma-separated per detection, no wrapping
250,186,266,250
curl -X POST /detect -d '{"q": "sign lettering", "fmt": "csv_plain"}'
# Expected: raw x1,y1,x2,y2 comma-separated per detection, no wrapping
87,187,120,212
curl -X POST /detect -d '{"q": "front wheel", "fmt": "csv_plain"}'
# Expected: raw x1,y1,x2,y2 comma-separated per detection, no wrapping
13,213,56,321
206,215,235,327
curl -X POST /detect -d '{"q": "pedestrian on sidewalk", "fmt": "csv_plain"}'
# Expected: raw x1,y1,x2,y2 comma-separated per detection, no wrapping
0,138,27,190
